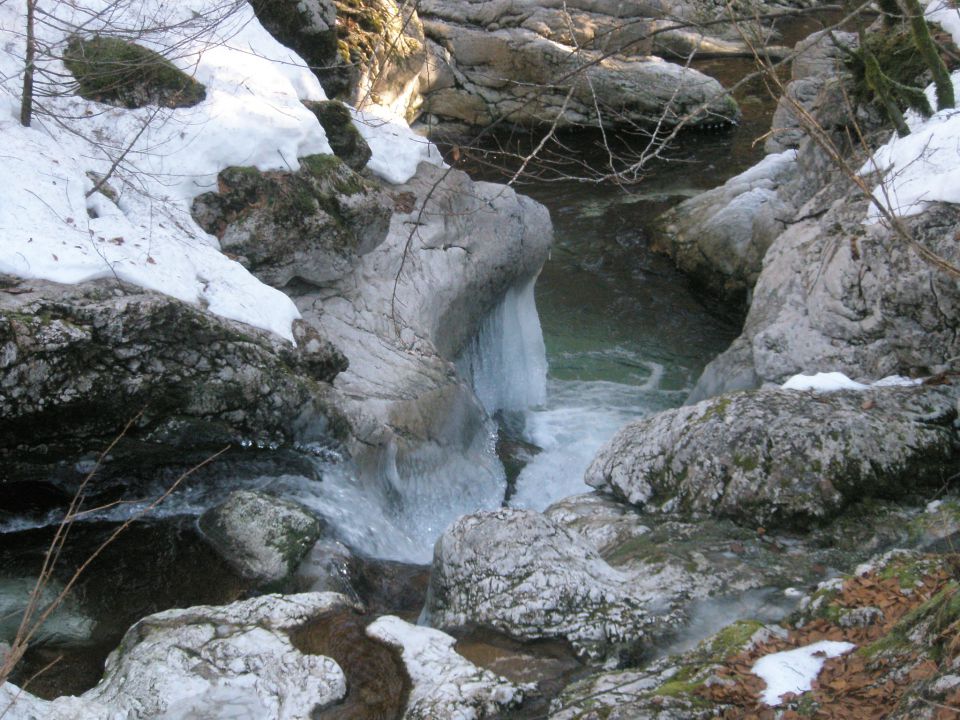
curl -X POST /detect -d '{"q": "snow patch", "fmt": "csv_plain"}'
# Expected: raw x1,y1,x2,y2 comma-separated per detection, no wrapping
0,0,441,340
781,371,922,392
752,640,856,706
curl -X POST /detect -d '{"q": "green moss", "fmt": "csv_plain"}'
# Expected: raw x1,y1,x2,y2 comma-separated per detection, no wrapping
63,36,205,108
733,453,759,472
695,395,732,425
702,620,764,658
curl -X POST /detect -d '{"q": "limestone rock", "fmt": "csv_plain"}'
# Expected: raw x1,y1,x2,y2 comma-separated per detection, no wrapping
199,490,323,583
586,385,960,529
419,19,739,130
367,615,531,719
0,280,348,472
689,199,960,402
653,150,799,303
1,593,354,720
191,156,391,288
424,507,682,662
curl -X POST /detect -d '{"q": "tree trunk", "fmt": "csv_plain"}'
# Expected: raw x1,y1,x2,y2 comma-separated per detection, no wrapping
20,0,36,127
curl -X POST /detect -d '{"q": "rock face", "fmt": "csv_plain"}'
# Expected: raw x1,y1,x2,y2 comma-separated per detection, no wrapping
653,150,799,303
0,279,347,473
304,100,373,171
199,491,323,583
418,15,739,130
586,385,960,529
367,615,531,719
425,508,682,662
690,198,960,402
191,156,391,288
1,593,354,719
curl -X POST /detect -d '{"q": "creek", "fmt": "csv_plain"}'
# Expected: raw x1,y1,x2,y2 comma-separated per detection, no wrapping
1,53,782,701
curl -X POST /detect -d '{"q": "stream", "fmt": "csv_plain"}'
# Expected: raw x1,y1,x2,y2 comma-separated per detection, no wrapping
1,52,784,701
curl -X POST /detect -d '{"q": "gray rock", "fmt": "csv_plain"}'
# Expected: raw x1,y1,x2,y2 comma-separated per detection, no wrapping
1,592,354,720
0,576,95,646
419,20,739,130
653,150,799,302
191,157,392,288
0,280,347,469
586,385,960,529
250,0,339,92
199,490,323,583
424,507,683,662
689,199,960,402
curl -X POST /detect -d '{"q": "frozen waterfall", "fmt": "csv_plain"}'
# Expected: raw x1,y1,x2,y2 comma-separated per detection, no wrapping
456,277,548,416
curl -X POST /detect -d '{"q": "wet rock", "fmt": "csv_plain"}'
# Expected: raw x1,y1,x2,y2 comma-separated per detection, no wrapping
304,100,373,171
424,508,683,663
586,385,960,529
368,615,531,719
653,150,798,304
0,280,348,473
191,156,391,288
1,593,354,719
0,577,95,646
199,490,322,583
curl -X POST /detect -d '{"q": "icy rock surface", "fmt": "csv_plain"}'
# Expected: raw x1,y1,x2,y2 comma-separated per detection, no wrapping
367,615,531,719
587,385,960,529
1,593,353,720
199,490,322,583
425,508,681,662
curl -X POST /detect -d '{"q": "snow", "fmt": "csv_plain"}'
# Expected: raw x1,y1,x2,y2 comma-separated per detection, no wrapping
366,616,530,720
0,0,442,340
352,106,444,185
752,640,856,706
781,371,922,392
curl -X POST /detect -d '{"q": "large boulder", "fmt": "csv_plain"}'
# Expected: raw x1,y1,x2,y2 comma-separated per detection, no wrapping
689,198,960,402
0,279,347,476
586,385,960,529
191,156,391,288
424,508,683,662
199,490,323,584
1,593,354,719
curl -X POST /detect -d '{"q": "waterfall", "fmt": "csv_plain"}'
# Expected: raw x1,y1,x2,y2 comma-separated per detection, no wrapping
455,277,548,416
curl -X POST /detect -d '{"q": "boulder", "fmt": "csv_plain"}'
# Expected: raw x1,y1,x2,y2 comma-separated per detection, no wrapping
191,156,391,288
586,385,960,529
424,507,683,662
689,199,960,402
0,593,354,719
0,279,348,476
652,150,799,303
367,615,532,719
199,490,323,583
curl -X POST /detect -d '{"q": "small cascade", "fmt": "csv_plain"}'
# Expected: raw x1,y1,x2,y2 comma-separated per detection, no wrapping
456,277,548,416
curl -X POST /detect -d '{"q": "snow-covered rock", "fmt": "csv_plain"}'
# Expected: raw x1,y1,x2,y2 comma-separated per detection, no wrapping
199,491,323,583
424,508,682,662
587,385,960,529
1,593,354,720
367,615,531,719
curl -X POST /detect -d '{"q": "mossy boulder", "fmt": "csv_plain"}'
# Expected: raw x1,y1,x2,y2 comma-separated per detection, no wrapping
303,100,372,171
199,490,323,584
586,385,960,530
191,155,391,287
63,36,205,108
